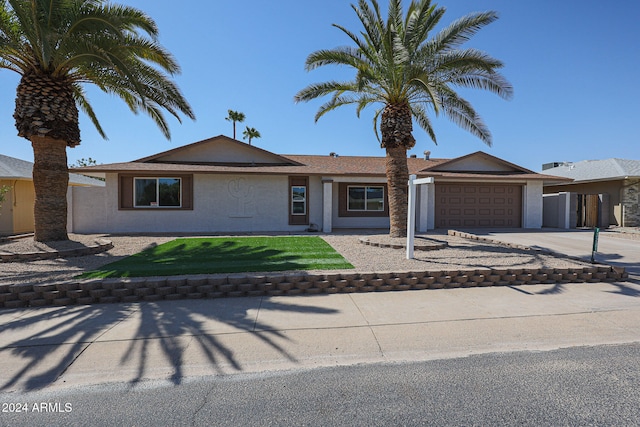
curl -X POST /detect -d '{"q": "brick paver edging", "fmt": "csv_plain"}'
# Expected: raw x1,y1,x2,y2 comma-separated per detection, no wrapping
0,265,627,310
0,240,114,263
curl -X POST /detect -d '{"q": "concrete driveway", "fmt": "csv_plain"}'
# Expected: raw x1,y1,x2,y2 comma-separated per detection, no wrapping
460,228,640,278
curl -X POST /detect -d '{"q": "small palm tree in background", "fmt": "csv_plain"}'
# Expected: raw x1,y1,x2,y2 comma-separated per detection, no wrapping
0,0,195,241
295,0,513,237
226,110,246,140
242,127,261,145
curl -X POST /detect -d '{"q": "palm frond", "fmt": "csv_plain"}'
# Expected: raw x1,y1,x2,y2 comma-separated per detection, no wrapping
432,11,499,52
295,0,511,148
1,0,193,140
410,103,437,144
440,88,492,145
73,83,106,139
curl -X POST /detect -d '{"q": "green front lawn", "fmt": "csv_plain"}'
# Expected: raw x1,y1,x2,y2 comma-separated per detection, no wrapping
81,236,354,278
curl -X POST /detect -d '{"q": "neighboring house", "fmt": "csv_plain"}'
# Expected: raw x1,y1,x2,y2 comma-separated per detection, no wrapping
543,159,640,228
0,154,104,235
70,135,568,234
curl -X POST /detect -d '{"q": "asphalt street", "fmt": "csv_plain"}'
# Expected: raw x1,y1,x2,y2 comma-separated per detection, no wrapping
2,343,639,426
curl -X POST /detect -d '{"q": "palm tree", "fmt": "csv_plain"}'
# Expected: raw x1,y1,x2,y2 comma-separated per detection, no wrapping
225,110,245,140
0,0,194,242
295,0,513,237
242,126,261,145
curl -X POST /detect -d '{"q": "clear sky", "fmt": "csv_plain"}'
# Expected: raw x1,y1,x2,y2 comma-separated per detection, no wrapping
1,0,638,171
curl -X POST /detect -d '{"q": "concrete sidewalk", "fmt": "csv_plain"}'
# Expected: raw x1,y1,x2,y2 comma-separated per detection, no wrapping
1,280,640,393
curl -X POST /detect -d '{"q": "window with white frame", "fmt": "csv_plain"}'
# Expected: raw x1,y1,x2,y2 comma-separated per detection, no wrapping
347,185,384,211
291,185,307,215
134,177,182,207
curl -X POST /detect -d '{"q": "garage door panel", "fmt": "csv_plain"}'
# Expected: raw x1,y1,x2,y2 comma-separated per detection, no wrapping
435,183,522,228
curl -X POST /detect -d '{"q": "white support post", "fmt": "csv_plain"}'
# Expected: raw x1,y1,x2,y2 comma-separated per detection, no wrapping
406,175,434,259
406,175,417,259
322,179,333,232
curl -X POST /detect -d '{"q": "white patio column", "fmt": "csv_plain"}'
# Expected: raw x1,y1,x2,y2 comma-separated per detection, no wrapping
322,179,333,233
418,181,435,232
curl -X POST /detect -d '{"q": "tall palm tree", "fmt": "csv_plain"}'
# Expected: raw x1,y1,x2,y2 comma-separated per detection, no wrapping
0,0,194,242
225,109,245,140
295,0,513,237
242,126,261,145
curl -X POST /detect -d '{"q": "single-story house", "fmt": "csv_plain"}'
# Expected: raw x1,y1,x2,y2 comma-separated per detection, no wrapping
0,153,105,236
70,135,570,234
543,159,640,228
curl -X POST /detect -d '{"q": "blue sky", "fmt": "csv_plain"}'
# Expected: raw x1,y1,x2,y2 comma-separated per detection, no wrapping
1,0,638,171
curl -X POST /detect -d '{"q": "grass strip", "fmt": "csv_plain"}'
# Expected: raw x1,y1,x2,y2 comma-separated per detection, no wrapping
80,236,354,278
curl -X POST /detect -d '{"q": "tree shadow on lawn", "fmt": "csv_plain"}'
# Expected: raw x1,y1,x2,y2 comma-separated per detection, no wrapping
85,238,350,278
0,296,338,392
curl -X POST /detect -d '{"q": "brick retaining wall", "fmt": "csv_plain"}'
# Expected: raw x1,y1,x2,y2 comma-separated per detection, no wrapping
0,265,627,310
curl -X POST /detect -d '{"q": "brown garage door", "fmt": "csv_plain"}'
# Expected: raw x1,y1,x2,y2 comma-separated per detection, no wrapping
435,183,522,228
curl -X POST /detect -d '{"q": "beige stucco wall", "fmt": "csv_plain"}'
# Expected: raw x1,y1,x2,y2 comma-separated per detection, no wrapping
71,173,324,234
0,179,35,235
0,179,13,234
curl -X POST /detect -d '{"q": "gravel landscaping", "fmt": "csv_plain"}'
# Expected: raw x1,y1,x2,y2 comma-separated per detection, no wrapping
0,231,595,286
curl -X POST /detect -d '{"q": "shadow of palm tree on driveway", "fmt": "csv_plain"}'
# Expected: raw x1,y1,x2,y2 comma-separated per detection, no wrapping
0,296,338,391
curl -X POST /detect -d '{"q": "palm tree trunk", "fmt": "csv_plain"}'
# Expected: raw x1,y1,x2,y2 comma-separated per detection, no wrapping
385,146,409,237
381,102,415,237
31,136,69,241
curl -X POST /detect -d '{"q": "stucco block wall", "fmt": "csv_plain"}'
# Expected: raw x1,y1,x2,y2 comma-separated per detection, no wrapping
523,181,543,228
70,186,108,233
545,180,622,226
71,174,322,234
543,192,576,229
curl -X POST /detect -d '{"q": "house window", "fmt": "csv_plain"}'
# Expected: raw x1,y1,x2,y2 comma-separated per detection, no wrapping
134,177,181,208
348,185,384,212
289,176,309,225
291,186,307,215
